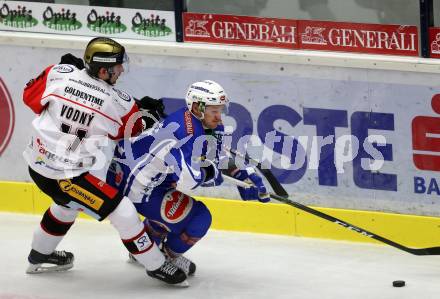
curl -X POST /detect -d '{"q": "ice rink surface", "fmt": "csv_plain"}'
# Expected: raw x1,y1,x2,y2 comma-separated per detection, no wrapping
0,212,439,299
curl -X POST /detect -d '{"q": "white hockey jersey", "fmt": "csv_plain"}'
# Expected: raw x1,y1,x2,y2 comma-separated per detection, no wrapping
23,64,142,179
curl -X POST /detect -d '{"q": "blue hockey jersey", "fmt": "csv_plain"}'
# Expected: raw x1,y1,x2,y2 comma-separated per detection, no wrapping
107,107,225,203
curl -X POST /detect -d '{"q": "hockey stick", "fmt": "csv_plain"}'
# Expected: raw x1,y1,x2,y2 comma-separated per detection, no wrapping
223,175,440,256
222,145,289,198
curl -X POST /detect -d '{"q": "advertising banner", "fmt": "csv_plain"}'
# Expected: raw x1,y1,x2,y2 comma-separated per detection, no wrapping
0,1,176,41
429,27,440,58
298,20,418,56
183,12,298,49
0,77,14,156
1,44,440,216
183,13,419,57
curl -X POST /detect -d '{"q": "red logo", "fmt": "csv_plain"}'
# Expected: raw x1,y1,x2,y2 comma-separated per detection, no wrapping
429,27,440,58
184,110,194,134
183,13,298,50
160,190,193,224
412,94,440,171
0,78,15,155
301,26,326,45
299,20,418,56
115,172,123,185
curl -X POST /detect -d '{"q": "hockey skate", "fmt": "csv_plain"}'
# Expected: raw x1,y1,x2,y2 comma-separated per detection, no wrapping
146,260,189,287
26,249,74,274
166,253,196,276
129,252,196,276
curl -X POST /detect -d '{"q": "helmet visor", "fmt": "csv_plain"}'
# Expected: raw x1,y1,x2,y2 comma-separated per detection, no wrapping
121,52,129,73
209,95,229,115
204,102,229,116
108,52,129,80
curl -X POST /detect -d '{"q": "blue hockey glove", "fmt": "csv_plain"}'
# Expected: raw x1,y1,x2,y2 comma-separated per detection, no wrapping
233,167,270,203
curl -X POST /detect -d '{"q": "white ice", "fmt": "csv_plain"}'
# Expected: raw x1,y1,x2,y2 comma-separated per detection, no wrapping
0,212,439,299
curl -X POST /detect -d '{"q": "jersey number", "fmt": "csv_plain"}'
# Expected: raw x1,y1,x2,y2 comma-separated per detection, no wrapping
61,123,87,152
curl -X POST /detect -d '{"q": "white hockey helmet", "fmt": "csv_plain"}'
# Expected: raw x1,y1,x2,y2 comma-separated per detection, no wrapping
185,80,229,118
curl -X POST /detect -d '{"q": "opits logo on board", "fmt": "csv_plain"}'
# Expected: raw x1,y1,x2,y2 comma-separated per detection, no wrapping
42,6,82,31
87,9,127,34
131,12,172,37
0,3,38,28
0,78,15,155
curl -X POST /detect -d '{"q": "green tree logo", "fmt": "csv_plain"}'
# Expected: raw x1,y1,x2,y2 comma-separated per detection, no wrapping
131,13,172,37
42,6,82,31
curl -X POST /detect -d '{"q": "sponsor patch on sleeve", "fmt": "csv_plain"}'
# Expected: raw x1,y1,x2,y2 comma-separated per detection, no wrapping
53,65,74,73
184,110,194,135
112,88,132,102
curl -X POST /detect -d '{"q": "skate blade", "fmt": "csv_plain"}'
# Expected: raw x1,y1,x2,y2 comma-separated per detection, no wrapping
127,254,143,267
180,269,193,277
173,279,189,288
26,263,73,274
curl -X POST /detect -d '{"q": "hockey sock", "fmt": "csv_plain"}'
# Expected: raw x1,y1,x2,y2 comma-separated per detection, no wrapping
144,219,168,245
107,197,164,271
31,203,78,254
165,232,200,256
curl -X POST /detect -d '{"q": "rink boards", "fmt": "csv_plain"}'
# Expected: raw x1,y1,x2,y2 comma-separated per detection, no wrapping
1,32,440,247
1,180,440,248
2,33,440,216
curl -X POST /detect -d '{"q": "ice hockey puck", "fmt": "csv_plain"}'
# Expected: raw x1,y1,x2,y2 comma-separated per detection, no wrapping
392,280,405,287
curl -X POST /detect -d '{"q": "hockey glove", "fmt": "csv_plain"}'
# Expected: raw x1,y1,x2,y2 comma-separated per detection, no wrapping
134,96,167,130
200,159,223,187
59,53,85,70
232,167,270,203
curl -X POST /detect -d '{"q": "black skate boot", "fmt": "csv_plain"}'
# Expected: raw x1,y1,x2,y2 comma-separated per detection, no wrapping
26,249,74,274
129,251,196,276
162,245,196,276
146,260,188,287
168,254,196,276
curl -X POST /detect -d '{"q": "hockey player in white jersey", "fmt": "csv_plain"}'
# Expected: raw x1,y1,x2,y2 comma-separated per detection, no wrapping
107,80,270,277
23,37,187,286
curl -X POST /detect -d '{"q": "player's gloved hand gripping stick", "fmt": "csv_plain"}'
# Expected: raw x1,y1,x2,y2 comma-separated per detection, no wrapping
223,145,288,198
229,167,270,203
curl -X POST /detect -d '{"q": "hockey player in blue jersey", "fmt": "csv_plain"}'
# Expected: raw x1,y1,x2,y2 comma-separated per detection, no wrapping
107,80,270,277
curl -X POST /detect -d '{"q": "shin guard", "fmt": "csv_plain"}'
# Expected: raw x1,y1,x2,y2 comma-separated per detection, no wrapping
31,204,76,254
108,197,165,271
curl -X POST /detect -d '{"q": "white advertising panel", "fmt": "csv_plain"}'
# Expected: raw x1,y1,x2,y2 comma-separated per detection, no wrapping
0,1,176,41
1,44,440,216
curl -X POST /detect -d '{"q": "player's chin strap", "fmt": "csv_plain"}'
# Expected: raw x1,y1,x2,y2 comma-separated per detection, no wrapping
105,66,117,85
223,174,440,256
190,102,205,120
